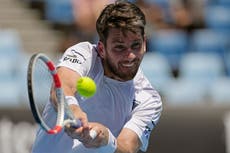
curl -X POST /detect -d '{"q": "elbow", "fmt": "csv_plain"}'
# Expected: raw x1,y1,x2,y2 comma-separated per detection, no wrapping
116,136,141,153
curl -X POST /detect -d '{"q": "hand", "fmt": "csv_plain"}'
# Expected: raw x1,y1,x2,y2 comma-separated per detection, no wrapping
69,104,89,128
65,122,109,148
83,122,109,148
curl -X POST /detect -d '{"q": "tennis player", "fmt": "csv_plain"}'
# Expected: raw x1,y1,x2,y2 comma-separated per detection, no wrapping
32,1,162,153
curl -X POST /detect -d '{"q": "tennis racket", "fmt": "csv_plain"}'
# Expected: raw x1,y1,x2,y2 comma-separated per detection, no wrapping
27,53,97,138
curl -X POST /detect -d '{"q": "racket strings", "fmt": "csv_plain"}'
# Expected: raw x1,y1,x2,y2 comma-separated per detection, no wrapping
32,58,57,128
28,54,83,134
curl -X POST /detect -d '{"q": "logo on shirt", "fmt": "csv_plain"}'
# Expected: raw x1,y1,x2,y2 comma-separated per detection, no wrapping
151,119,156,127
144,126,151,139
132,99,141,110
63,49,86,64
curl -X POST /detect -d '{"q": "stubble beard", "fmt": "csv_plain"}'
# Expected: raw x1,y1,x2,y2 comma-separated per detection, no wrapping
103,57,140,81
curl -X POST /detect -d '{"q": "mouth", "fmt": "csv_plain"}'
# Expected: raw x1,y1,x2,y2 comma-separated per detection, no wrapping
121,62,135,68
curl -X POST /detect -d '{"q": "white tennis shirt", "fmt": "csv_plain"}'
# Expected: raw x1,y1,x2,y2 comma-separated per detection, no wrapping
32,42,162,153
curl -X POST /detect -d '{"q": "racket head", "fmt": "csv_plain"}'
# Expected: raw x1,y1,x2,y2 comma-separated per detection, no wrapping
27,53,65,134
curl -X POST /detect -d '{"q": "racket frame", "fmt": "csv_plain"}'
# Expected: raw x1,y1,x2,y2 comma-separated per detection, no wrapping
27,53,67,134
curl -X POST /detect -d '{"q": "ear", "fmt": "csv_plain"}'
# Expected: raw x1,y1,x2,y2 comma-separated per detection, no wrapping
143,35,147,53
97,41,105,58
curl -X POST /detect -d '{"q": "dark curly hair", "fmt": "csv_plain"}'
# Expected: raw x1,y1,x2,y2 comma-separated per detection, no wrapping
96,0,146,44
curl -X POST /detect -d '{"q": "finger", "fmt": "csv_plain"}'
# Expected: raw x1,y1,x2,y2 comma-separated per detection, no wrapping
82,127,90,139
81,117,89,129
65,126,83,139
77,129,97,144
69,105,89,128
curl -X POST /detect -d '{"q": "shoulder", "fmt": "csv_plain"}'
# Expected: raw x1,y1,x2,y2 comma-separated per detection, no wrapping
57,42,98,76
63,41,98,62
133,69,152,90
70,41,96,55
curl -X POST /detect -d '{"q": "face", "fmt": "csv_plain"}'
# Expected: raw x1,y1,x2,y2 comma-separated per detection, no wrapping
98,28,146,81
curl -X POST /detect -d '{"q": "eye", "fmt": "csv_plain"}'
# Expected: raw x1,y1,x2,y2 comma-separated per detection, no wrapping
131,42,141,50
114,45,126,52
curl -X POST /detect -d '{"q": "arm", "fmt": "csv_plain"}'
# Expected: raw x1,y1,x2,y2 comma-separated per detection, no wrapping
79,78,162,152
57,66,89,128
67,122,141,153
115,128,141,153
57,66,79,97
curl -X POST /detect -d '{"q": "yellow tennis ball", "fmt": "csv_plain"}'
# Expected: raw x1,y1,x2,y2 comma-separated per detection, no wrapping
76,77,96,98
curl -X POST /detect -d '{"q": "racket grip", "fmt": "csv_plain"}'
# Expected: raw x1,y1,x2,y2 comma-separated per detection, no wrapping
69,119,98,139
70,119,82,128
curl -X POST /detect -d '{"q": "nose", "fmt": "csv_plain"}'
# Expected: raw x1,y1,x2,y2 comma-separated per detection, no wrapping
126,50,136,61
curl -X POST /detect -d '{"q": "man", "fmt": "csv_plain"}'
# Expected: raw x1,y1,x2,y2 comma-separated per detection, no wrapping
32,1,162,153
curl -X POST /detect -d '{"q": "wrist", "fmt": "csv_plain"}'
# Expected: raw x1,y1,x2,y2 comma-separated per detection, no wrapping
100,129,117,153
65,96,79,106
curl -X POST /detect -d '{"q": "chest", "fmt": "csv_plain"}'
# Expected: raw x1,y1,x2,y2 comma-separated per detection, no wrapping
77,78,135,136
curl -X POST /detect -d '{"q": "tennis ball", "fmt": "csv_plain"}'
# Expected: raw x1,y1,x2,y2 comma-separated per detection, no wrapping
76,77,96,98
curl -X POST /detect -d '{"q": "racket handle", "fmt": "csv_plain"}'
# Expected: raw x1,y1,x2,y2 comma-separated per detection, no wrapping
70,119,98,139
69,119,82,128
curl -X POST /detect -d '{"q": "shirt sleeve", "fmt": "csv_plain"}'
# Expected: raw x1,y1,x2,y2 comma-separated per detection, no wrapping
56,42,94,76
124,70,163,152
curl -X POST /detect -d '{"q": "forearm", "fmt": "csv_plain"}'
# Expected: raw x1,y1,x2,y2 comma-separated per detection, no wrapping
57,67,82,106
115,141,140,153
115,128,141,153
57,67,81,96
57,67,89,127
97,128,140,153
50,67,80,108
85,126,140,153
